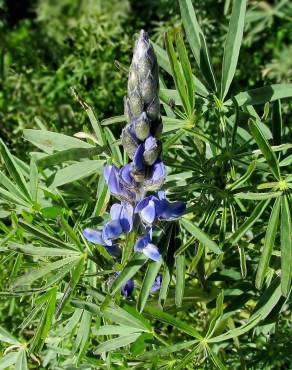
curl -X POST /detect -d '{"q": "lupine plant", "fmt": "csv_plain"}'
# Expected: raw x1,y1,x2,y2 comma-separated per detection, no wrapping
0,0,292,369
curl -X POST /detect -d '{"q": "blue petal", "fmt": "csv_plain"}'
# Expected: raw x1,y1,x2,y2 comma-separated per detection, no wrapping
143,243,161,261
121,279,135,297
151,160,166,183
103,165,113,183
110,203,122,220
157,190,166,200
144,135,157,151
119,164,136,188
134,236,147,251
157,200,186,220
140,200,156,224
133,144,145,172
151,274,162,293
83,228,104,245
102,220,123,245
108,166,122,195
119,203,134,233
135,196,152,213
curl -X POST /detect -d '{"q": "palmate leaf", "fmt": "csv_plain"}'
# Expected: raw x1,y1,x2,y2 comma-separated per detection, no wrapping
221,0,247,100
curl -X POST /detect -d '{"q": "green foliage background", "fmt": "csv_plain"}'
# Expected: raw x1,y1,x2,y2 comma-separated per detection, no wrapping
0,0,291,369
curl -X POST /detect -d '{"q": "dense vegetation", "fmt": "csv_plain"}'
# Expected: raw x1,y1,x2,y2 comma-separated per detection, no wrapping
0,0,291,369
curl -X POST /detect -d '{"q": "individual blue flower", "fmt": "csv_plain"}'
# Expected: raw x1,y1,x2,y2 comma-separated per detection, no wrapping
121,279,135,297
135,191,185,225
151,274,162,293
134,231,161,262
143,159,166,190
104,165,136,202
82,228,122,260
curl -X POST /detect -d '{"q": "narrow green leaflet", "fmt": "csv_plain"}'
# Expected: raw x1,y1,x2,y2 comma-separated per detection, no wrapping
249,119,281,180
221,0,247,100
225,84,292,106
252,277,282,320
0,326,21,345
180,218,221,254
111,253,147,295
175,254,185,307
139,340,198,360
280,196,292,297
0,171,29,203
228,199,270,246
8,243,80,257
272,100,282,146
137,259,162,312
178,0,217,91
74,309,92,362
18,219,77,251
144,306,202,340
104,127,123,166
207,314,261,343
15,349,28,370
36,147,103,168
256,197,281,289
0,139,31,200
176,33,195,112
94,333,141,354
95,325,143,336
23,129,93,153
29,157,38,202
13,255,80,287
165,32,190,115
153,43,209,97
48,160,104,187
0,352,18,370
30,286,57,353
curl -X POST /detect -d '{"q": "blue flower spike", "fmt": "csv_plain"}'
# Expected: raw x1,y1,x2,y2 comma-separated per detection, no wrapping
83,30,185,282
